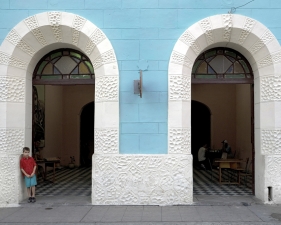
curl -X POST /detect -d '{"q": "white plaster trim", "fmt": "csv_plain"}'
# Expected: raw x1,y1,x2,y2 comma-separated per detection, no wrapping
168,14,281,204
0,11,119,206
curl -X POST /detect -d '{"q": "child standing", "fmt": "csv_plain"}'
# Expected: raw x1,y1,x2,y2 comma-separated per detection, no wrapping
20,147,37,203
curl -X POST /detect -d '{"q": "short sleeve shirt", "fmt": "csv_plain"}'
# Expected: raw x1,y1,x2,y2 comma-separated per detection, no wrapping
20,156,36,175
198,147,206,162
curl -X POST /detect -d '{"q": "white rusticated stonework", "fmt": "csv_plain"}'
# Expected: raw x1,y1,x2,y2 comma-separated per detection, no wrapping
24,16,47,46
260,76,281,102
95,76,118,102
0,77,25,102
0,129,24,154
262,130,281,155
222,14,232,41
199,17,214,45
170,51,192,68
266,156,281,202
250,30,274,54
92,49,117,69
92,155,193,205
0,11,120,206
179,30,201,55
48,12,62,42
169,75,191,101
85,28,107,55
169,128,191,154
6,30,35,56
72,15,86,46
169,14,281,203
0,51,27,69
238,17,256,45
257,51,281,68
0,157,18,206
94,129,118,154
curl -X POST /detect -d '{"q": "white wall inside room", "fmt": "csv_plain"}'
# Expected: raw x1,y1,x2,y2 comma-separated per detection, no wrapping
40,85,95,166
191,84,252,161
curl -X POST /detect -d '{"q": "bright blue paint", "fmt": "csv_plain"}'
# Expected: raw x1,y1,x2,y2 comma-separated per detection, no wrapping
159,123,168,134
158,0,179,8
64,10,104,28
140,40,175,60
1,0,281,154
112,40,139,60
119,71,139,92
139,103,167,122
120,134,139,154
122,0,158,9
10,0,48,9
159,92,168,103
159,29,184,40
120,103,139,122
0,0,10,9
146,61,158,71
48,0,85,10
103,29,122,39
120,92,160,104
140,9,177,28
142,71,168,92
85,0,122,9
104,9,140,28
158,61,168,71
122,123,158,134
140,134,167,154
0,10,29,29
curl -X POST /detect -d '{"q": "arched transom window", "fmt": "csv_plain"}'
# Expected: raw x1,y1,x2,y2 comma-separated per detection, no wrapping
33,48,94,84
192,48,253,84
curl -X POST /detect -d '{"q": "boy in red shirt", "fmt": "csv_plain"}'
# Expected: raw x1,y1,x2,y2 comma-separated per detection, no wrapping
20,147,37,203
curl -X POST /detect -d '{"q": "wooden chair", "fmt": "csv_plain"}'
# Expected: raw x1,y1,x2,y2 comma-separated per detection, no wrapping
239,158,252,188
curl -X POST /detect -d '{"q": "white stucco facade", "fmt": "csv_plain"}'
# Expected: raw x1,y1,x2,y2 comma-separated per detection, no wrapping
0,12,281,206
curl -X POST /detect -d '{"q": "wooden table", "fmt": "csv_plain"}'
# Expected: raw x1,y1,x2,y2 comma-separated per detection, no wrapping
214,159,242,184
36,159,60,183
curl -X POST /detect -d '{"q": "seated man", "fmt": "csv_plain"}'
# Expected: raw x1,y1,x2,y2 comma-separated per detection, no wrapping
198,144,210,170
221,140,234,158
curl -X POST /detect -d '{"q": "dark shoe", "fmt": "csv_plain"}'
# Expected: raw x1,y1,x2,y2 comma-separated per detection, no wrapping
31,197,36,203
28,197,32,203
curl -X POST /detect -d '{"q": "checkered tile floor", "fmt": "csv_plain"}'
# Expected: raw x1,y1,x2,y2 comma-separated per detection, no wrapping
193,167,253,196
36,167,91,196
36,167,252,196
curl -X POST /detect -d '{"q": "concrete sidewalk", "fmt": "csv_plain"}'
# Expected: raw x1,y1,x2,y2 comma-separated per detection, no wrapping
0,195,280,224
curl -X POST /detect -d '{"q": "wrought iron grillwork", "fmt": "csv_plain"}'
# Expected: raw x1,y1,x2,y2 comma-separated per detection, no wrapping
33,49,94,84
192,48,253,83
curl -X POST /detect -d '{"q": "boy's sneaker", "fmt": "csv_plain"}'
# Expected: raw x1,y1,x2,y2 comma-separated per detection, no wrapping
28,197,32,203
31,197,36,203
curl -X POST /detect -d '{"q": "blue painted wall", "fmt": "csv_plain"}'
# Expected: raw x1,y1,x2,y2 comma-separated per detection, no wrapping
0,0,281,154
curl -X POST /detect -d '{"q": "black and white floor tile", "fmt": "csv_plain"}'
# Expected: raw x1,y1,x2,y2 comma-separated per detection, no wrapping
193,167,253,196
36,167,91,196
36,167,252,196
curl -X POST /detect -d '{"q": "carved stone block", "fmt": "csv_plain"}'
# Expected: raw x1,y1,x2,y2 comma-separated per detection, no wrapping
95,76,118,102
0,129,24,154
92,155,193,205
94,129,118,154
0,77,25,102
169,128,191,154
169,75,191,101
260,76,281,101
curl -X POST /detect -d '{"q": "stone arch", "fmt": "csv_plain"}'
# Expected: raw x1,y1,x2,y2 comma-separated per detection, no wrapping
168,14,281,203
0,11,119,206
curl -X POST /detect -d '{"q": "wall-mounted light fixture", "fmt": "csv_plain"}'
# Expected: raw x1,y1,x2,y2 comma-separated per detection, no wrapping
134,70,142,98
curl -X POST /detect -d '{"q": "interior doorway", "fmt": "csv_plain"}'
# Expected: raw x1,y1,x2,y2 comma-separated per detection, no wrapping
32,48,95,197
191,47,254,195
191,100,211,164
80,102,94,167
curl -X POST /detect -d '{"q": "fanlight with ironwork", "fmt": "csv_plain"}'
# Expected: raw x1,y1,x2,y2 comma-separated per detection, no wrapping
192,48,253,83
33,49,95,84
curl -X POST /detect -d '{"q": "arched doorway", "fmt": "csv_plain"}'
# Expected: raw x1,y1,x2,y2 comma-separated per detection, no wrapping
191,100,211,163
191,47,254,195
80,102,94,167
33,48,95,196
